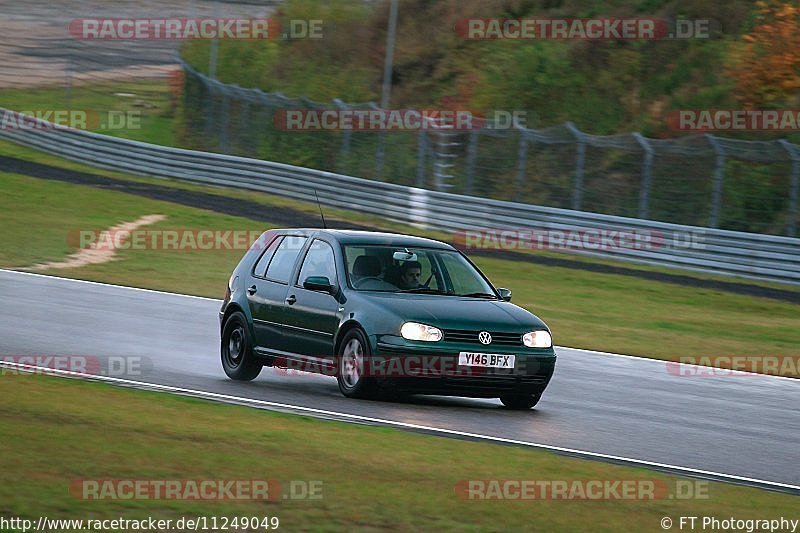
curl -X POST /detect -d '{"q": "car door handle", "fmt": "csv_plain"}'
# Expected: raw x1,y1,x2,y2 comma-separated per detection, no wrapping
285,294,297,305
247,285,257,295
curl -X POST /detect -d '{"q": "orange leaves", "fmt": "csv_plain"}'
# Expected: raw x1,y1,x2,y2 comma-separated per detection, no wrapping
728,1,800,108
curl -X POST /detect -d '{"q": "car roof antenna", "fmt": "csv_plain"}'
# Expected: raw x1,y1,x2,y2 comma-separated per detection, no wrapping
313,188,327,229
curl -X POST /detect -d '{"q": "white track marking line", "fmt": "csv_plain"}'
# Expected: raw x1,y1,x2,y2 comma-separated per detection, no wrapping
2,269,797,383
2,360,798,494
0,268,220,302
554,346,800,383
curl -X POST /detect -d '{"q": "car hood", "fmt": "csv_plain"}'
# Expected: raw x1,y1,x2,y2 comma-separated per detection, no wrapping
362,293,547,332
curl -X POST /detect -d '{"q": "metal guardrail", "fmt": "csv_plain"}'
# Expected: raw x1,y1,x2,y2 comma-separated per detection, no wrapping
182,61,800,238
2,113,799,285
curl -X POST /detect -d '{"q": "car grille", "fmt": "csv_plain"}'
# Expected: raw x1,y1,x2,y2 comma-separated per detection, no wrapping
394,373,551,393
442,329,523,346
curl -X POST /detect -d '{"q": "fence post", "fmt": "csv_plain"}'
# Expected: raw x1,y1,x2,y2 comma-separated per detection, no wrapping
705,134,726,228
219,90,230,152
566,122,586,211
237,98,250,154
514,127,529,197
203,79,216,140
64,58,73,110
416,128,428,188
633,132,654,219
779,139,800,237
207,2,220,142
254,90,271,158
464,128,479,195
431,118,456,191
208,1,219,79
372,103,385,180
334,99,351,174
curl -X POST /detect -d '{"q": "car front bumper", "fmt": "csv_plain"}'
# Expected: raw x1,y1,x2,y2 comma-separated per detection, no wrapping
373,337,556,398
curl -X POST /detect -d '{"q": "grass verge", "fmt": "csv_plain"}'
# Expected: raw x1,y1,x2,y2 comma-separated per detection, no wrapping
0,79,178,146
1,137,798,296
0,374,796,531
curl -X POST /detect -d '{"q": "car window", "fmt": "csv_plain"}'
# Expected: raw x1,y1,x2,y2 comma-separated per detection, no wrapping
343,245,492,294
345,246,379,274
297,239,337,286
388,250,441,290
438,252,492,295
265,236,308,283
252,236,282,278
412,252,440,290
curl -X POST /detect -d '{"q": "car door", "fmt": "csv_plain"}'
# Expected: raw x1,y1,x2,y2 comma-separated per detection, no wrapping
283,238,342,359
246,235,308,353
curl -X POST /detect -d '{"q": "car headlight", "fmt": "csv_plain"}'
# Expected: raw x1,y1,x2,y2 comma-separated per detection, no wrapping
522,330,552,348
400,322,443,342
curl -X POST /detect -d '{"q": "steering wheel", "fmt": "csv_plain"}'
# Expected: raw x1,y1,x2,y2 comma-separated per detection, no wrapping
354,276,384,288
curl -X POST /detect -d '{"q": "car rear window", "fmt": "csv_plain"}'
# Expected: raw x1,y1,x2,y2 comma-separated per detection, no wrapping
252,236,282,278
265,236,308,283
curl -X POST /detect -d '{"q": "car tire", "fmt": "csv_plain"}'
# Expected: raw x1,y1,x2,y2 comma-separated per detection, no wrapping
499,393,540,410
221,311,262,381
337,328,376,399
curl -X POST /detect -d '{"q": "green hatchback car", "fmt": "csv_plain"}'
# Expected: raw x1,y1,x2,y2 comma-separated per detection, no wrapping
220,229,556,409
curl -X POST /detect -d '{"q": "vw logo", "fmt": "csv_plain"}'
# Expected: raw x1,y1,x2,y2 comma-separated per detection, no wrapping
478,331,492,345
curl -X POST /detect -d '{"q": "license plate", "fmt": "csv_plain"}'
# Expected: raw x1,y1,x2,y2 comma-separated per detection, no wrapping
458,352,515,369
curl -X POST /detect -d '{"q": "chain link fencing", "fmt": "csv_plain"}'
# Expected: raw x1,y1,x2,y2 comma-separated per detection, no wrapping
0,0,797,239
182,61,800,238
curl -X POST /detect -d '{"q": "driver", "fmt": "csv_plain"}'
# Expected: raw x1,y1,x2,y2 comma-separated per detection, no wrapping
397,261,423,289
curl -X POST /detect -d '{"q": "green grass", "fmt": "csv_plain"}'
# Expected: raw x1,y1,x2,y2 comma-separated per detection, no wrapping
0,80,178,146
1,170,799,367
0,171,264,296
0,138,454,241
0,375,796,531
1,137,797,295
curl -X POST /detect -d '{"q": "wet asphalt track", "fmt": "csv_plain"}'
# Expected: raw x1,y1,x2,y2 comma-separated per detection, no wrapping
1,269,798,488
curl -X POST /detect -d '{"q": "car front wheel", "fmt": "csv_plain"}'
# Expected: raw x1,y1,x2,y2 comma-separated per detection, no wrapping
337,328,375,398
499,393,540,410
221,311,262,381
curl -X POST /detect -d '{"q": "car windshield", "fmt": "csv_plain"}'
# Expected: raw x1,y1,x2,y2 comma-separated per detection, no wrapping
343,245,496,297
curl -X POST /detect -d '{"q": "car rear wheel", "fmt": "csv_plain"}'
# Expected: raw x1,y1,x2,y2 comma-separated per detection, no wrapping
337,328,375,398
499,393,540,410
221,311,262,381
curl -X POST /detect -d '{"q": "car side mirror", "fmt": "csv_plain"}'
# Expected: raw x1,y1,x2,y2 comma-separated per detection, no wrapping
304,276,334,294
497,288,512,302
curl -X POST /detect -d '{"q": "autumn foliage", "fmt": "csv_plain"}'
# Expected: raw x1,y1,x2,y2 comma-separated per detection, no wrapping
728,1,800,109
